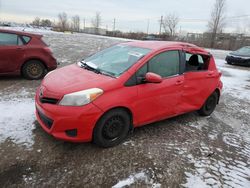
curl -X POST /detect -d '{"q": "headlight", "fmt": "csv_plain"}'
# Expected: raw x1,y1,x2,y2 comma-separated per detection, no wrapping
59,88,103,106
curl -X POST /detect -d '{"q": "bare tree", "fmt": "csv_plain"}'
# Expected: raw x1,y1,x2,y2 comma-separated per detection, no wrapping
162,13,179,37
208,0,227,48
58,12,68,31
71,15,80,32
91,12,101,34
32,17,41,27
40,19,52,27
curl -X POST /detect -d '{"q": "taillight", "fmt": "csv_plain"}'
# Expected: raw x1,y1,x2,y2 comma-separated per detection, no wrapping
218,71,222,77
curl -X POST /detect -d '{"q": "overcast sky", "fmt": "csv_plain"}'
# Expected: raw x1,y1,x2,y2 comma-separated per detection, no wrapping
0,0,250,33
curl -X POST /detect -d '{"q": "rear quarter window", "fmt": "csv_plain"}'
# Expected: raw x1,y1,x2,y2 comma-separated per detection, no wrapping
22,36,31,44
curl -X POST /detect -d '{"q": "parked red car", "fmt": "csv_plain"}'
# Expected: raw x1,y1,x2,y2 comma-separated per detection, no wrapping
35,41,223,147
0,29,57,79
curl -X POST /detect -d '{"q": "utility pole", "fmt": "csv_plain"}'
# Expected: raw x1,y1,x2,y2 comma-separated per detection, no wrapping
159,15,163,35
113,18,116,36
113,18,116,31
147,19,150,34
83,18,86,30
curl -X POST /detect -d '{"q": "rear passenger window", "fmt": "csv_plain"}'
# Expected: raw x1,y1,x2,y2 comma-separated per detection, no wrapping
148,51,180,77
0,33,18,46
185,52,209,72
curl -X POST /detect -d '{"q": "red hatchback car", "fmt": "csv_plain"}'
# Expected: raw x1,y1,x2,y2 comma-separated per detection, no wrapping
0,29,57,79
35,41,223,147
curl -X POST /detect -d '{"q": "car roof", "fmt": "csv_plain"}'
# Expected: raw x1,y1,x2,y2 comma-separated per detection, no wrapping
0,28,42,38
125,41,209,54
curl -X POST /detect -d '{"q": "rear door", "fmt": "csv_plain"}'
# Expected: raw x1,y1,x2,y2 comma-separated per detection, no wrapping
134,50,184,125
179,50,214,113
0,32,25,73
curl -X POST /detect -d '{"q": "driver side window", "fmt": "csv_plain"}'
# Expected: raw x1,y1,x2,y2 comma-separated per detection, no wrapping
136,50,180,78
148,50,180,77
0,32,18,46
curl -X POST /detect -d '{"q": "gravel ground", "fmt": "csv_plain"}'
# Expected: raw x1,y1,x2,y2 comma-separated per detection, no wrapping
0,31,250,187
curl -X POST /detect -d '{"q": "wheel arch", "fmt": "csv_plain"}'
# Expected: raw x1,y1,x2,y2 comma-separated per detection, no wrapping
95,106,134,130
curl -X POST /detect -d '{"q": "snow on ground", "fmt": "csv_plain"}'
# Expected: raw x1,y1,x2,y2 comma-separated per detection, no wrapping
0,26,58,34
206,48,231,60
215,59,250,101
112,170,161,188
0,88,35,148
0,26,134,41
182,141,250,188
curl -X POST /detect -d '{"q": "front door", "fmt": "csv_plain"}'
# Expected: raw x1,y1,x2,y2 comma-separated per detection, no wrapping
134,50,184,125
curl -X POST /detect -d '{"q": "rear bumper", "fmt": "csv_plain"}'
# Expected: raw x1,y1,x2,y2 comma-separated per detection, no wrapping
47,58,58,71
35,90,103,142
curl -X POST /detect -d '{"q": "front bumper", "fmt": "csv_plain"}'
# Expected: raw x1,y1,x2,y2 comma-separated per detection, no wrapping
35,91,103,142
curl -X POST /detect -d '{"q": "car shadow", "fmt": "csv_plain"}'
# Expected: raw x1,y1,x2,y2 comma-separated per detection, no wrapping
0,75,25,81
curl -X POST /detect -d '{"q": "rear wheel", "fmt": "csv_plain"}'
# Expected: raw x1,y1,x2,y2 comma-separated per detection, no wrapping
93,109,131,147
22,60,47,80
198,92,218,116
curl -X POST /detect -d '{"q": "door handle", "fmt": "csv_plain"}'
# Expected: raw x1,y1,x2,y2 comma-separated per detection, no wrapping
176,80,183,85
206,73,215,78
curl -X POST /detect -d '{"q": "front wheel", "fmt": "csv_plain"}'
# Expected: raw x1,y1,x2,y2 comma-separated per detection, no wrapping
93,109,131,147
198,92,218,116
22,60,47,80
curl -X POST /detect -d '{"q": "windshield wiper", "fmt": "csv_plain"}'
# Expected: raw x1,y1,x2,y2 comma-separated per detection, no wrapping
80,61,116,78
80,61,99,73
99,70,116,78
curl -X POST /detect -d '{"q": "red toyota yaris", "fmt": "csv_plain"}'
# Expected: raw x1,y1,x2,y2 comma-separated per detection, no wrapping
0,29,57,79
35,41,223,147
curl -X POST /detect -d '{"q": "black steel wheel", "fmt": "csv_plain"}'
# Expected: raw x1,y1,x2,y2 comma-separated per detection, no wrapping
93,109,131,147
198,92,218,116
22,60,46,80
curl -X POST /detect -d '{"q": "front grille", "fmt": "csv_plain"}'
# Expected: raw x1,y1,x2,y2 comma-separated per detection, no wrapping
38,110,53,129
40,97,59,104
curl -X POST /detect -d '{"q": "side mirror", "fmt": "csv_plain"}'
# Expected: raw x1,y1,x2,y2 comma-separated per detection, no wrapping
145,72,162,83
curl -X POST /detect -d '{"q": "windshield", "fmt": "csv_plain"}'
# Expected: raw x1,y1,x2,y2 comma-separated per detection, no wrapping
82,45,151,77
235,46,250,56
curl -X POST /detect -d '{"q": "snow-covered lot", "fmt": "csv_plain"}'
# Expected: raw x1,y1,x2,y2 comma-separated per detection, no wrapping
0,29,250,187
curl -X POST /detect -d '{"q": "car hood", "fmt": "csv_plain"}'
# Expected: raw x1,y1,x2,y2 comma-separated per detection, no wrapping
41,64,115,98
229,52,250,58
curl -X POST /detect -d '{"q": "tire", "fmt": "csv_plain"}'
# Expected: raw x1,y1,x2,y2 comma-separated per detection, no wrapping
22,60,47,80
198,92,218,116
93,109,131,148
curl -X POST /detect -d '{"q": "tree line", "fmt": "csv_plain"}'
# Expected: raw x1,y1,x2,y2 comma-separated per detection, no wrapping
31,12,101,33
31,0,249,50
